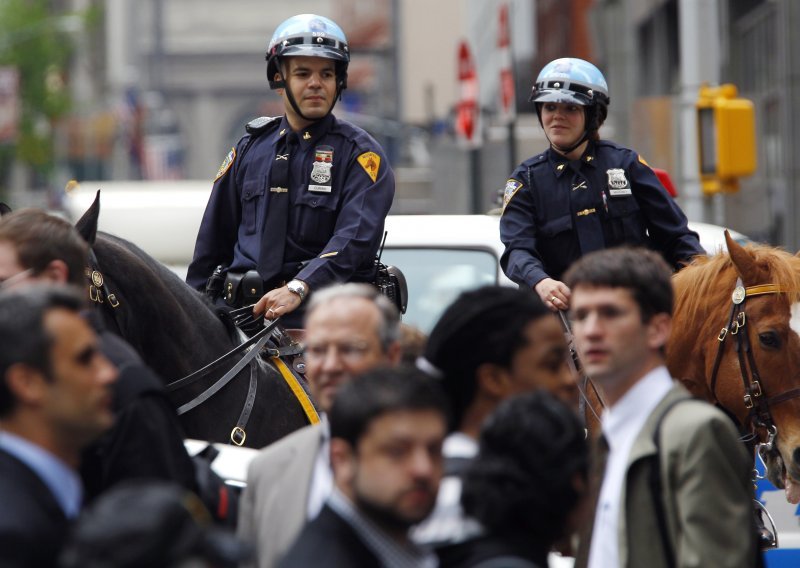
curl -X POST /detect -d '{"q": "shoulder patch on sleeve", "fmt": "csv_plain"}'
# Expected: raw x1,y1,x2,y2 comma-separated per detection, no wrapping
638,154,649,166
214,147,236,182
502,179,524,213
357,152,381,183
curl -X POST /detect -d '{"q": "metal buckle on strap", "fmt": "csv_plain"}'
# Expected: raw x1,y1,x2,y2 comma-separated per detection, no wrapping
231,426,247,446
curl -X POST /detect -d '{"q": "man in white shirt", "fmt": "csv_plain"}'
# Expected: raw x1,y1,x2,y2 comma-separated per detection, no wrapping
237,283,401,568
567,247,758,568
0,285,118,567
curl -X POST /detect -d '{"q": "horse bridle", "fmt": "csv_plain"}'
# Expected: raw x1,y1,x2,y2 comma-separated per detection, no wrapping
709,279,800,454
84,250,311,446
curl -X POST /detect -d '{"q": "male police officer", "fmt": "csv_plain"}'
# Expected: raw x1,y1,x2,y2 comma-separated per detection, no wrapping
187,14,395,328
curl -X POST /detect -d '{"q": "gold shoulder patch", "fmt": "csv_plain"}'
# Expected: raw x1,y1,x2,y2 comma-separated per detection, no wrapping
357,152,381,183
214,147,236,181
638,154,649,167
501,179,523,214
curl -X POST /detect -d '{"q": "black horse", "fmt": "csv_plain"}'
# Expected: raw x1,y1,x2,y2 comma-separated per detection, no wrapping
71,194,314,448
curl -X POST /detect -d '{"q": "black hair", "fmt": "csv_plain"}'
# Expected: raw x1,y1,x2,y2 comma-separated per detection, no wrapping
461,390,588,545
329,365,449,448
421,286,550,431
0,285,85,416
563,247,673,321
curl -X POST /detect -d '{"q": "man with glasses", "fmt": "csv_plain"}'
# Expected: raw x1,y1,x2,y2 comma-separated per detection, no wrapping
238,283,401,568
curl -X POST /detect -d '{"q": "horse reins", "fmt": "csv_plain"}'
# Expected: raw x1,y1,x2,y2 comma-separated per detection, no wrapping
709,279,800,453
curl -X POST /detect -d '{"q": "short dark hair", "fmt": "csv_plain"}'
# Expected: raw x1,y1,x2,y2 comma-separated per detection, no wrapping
329,366,449,448
563,247,673,321
461,390,588,545
421,286,551,431
0,208,88,287
0,285,85,416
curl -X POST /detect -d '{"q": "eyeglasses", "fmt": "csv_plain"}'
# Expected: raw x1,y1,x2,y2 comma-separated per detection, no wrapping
304,341,373,364
0,268,34,290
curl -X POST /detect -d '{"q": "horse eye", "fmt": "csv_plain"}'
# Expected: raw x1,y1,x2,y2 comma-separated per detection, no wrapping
759,332,781,349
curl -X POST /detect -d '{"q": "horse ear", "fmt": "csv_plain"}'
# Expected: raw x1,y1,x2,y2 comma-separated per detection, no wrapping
75,190,100,246
726,229,762,284
0,203,11,216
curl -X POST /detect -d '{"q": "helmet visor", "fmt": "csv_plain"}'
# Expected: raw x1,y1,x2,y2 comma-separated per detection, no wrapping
530,88,592,106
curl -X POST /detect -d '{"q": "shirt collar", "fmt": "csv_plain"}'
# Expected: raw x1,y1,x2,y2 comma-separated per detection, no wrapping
602,366,674,448
328,488,437,568
547,140,597,177
0,430,83,518
277,113,335,148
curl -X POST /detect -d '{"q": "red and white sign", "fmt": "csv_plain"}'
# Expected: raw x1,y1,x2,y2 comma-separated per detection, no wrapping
456,40,481,148
497,3,516,124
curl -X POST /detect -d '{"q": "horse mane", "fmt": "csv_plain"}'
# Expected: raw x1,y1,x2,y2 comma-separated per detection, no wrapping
92,231,231,381
674,243,800,321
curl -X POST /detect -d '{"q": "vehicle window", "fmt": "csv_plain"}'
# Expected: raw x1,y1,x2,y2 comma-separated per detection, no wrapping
381,248,499,333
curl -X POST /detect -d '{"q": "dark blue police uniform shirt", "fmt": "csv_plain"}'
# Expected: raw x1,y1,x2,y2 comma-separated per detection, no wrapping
186,113,395,292
499,140,704,287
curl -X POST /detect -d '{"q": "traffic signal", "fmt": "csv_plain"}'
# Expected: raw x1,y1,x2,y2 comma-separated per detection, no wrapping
696,83,756,194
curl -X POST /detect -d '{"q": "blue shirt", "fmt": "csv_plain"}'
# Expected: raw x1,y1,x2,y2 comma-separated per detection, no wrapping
0,430,83,519
187,113,395,292
499,140,704,287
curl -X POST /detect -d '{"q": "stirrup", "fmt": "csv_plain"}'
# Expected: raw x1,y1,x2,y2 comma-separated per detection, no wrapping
754,499,778,550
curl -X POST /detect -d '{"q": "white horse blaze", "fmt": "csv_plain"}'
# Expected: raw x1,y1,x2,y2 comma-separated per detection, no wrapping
791,302,800,338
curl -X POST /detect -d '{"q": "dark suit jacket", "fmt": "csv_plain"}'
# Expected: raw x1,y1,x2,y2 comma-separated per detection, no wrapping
0,449,70,568
278,504,380,568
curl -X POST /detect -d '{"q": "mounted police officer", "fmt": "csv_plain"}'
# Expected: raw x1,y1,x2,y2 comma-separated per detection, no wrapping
499,57,704,311
187,14,395,328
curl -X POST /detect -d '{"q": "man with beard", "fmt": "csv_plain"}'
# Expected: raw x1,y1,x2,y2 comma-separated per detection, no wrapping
279,367,447,568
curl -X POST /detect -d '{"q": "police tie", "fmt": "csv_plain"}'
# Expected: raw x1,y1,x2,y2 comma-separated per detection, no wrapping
571,168,605,255
258,131,298,283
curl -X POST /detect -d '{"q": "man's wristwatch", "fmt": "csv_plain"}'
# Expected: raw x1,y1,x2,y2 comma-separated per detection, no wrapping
286,279,307,302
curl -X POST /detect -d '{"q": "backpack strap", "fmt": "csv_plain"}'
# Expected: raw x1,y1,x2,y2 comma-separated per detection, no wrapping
649,395,693,567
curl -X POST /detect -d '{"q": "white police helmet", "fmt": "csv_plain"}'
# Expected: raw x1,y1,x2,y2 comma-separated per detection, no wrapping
266,14,349,90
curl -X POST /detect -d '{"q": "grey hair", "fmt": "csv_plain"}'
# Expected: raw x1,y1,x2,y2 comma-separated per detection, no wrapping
305,283,400,351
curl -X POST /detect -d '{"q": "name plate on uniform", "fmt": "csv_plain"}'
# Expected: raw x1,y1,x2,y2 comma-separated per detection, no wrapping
609,188,632,196
308,185,332,193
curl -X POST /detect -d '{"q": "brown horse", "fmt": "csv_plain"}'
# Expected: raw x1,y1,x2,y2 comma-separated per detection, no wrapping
667,232,800,503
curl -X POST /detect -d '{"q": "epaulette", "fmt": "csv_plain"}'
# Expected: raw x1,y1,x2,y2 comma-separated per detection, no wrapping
245,116,279,135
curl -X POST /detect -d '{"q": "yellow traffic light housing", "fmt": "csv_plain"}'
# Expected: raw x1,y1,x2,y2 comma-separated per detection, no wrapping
696,83,756,194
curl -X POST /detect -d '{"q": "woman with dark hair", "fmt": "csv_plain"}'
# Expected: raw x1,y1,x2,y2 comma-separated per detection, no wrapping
438,390,589,567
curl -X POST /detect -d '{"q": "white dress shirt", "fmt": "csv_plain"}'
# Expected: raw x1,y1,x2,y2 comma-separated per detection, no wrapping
587,366,674,568
306,414,333,520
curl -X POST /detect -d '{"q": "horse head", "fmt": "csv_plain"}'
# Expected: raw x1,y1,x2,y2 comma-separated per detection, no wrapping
669,232,800,502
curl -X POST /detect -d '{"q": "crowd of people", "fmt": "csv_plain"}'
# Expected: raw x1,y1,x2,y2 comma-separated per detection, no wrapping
0,11,765,568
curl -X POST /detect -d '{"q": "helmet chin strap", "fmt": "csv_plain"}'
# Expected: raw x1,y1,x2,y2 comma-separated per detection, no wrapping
548,130,588,156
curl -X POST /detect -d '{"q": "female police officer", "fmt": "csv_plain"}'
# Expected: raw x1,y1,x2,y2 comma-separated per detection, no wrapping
186,14,394,328
499,58,703,311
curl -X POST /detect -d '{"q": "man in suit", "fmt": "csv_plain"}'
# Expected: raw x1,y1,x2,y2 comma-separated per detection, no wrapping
238,283,401,568
567,248,758,568
0,208,199,506
0,285,118,567
280,366,447,567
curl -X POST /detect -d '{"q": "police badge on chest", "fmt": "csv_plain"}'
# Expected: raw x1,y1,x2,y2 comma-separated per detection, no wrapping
309,145,334,193
606,168,632,196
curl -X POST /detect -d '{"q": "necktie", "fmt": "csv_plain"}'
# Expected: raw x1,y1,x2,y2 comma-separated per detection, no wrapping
258,132,297,283
570,164,605,255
